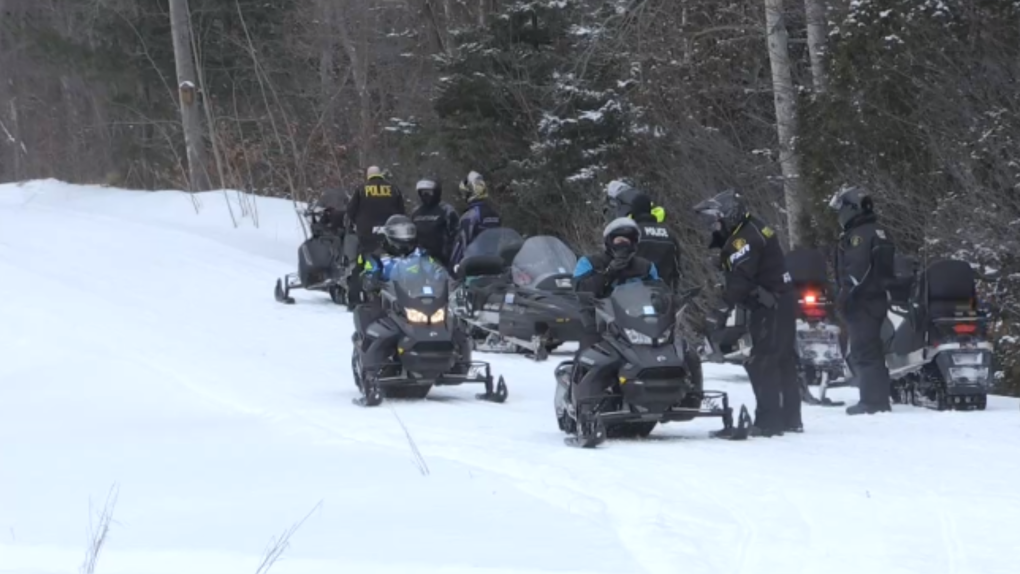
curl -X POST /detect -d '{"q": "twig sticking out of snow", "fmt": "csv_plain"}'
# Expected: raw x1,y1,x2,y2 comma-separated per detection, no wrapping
387,403,430,476
80,484,119,574
254,500,323,574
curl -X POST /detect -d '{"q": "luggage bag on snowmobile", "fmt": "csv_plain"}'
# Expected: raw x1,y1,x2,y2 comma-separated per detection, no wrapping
451,228,525,352
554,282,750,448
351,254,507,407
884,258,993,410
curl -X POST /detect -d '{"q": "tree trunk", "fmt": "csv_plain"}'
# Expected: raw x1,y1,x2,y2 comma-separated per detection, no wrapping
336,1,372,166
804,0,828,93
168,0,211,191
764,0,802,247
319,0,336,143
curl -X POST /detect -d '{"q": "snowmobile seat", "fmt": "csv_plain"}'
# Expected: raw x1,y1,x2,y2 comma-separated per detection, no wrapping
919,259,976,319
498,243,523,267
457,255,507,280
297,236,340,286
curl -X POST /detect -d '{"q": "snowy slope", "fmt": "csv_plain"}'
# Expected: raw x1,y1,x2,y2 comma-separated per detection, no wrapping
1,180,1018,574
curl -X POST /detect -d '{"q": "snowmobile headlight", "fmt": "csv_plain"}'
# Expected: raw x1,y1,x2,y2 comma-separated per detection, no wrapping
430,308,445,323
405,308,429,324
624,328,654,345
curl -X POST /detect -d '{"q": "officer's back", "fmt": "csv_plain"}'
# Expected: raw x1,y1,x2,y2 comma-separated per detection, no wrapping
628,193,679,288
346,166,405,250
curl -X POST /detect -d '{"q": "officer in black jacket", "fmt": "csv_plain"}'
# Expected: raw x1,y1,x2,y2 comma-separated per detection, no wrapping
694,189,801,436
829,186,895,416
410,178,459,268
628,193,681,290
344,166,406,309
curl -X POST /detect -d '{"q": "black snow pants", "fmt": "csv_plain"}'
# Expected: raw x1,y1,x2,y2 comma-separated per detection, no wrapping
845,298,891,408
745,290,801,431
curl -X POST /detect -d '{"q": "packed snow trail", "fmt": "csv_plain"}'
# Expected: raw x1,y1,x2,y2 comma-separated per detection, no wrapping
1,180,1018,574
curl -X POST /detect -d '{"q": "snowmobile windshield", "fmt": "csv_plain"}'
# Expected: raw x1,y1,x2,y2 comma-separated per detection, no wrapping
609,281,675,339
388,255,450,315
462,228,525,262
511,236,578,289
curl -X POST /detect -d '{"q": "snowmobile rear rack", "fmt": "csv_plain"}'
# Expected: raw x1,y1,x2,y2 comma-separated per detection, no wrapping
564,390,750,447
353,360,508,407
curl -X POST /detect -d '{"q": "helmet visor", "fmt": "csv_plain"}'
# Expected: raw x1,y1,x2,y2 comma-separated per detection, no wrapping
387,222,417,241
827,190,845,211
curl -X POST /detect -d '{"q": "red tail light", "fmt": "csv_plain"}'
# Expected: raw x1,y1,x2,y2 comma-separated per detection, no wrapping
953,323,977,334
802,292,817,305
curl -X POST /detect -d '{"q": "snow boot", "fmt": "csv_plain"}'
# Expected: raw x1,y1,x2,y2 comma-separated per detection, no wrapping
749,425,784,438
846,402,892,416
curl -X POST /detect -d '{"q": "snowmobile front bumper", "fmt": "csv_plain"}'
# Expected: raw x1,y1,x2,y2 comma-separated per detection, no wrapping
363,360,508,403
571,389,749,442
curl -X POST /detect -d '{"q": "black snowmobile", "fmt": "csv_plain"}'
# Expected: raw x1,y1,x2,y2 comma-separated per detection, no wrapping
453,233,588,360
785,248,851,407
351,252,508,407
700,248,850,407
274,189,358,305
554,282,751,448
880,257,995,411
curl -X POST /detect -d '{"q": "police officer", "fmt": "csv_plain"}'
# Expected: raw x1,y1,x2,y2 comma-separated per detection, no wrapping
449,171,502,266
344,166,406,309
627,192,681,290
829,185,895,416
410,178,459,268
694,189,801,436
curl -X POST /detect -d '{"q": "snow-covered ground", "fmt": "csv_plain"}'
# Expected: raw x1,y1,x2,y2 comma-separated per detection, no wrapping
1,179,1018,574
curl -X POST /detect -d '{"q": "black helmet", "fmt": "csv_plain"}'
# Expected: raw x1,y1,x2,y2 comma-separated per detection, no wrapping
603,217,641,261
692,188,747,249
416,178,442,207
828,185,874,230
383,214,417,256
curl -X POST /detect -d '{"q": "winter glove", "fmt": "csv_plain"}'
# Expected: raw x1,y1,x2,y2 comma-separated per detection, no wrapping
361,273,382,293
606,256,630,275
704,306,730,332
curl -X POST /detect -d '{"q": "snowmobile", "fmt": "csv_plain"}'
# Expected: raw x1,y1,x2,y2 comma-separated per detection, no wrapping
351,252,508,407
553,282,751,448
785,248,850,407
700,248,850,407
274,190,358,305
880,257,995,411
453,233,588,360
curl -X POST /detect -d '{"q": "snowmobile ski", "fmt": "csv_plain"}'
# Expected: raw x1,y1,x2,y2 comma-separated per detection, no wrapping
800,373,846,407
709,404,752,440
476,375,509,403
800,380,845,407
352,384,383,407
274,277,296,304
564,421,606,448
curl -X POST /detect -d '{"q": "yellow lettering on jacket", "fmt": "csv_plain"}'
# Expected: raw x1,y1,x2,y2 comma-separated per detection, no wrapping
365,185,392,197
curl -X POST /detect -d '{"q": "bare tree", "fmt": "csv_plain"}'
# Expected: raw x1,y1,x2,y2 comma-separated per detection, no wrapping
804,0,828,93
764,0,803,246
169,0,211,191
